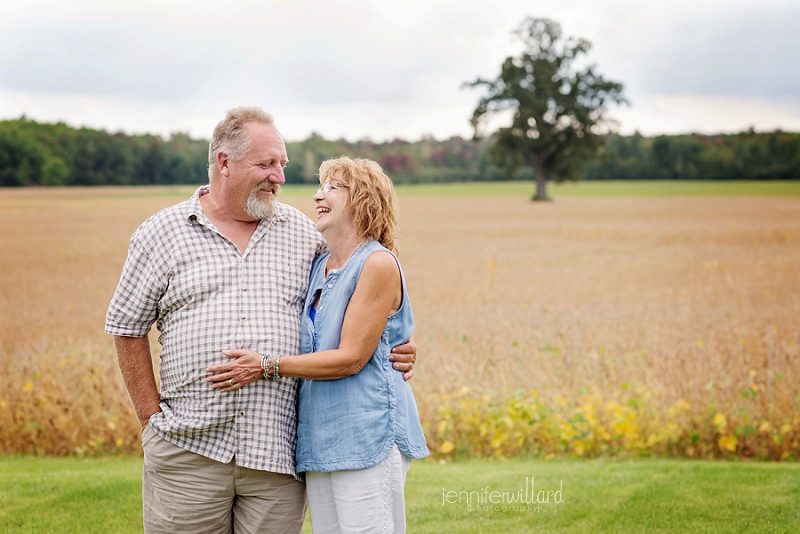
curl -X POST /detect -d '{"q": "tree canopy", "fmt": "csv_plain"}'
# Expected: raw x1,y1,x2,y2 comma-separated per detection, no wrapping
1,117,798,188
466,17,626,200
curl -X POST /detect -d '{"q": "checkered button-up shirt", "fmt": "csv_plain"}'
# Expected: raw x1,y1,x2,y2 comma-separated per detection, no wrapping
106,187,326,479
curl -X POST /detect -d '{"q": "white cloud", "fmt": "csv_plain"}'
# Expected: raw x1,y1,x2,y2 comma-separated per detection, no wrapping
611,94,800,135
0,88,214,136
1,0,798,139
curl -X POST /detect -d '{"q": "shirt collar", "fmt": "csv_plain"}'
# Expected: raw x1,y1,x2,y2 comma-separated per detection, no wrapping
184,185,290,226
185,186,208,224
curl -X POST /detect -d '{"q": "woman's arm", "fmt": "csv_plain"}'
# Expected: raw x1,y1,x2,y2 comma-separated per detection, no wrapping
206,251,402,390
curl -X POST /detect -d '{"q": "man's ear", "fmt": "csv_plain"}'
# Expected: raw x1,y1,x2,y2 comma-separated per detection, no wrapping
217,151,230,177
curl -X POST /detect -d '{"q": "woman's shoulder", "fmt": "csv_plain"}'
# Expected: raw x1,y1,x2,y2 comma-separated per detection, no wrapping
360,246,400,282
361,240,396,259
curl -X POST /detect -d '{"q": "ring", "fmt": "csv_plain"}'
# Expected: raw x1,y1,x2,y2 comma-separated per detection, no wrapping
228,379,234,386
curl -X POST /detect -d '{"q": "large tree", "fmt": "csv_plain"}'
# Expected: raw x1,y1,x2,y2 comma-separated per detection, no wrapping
466,18,626,200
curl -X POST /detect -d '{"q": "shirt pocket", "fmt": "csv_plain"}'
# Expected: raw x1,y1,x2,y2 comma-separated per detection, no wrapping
160,253,234,315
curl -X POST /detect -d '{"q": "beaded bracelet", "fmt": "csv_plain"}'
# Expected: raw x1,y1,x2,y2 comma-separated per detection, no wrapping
262,354,272,379
273,354,282,382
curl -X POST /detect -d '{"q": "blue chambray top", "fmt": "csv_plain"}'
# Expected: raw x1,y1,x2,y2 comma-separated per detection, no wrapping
296,239,430,473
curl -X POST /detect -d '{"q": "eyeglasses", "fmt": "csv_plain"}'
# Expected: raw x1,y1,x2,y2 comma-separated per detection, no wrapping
317,181,348,196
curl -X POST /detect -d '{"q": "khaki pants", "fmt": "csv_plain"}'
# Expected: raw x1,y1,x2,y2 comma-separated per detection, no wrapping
142,424,307,534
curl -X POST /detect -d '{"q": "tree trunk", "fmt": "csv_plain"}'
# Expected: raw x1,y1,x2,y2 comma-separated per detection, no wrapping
531,158,549,201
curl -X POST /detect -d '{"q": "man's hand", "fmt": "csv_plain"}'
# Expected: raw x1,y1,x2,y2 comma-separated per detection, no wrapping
389,338,417,381
138,415,155,430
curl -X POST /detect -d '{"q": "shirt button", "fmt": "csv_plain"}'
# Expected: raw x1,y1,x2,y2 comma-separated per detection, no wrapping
238,412,244,417
241,287,247,292
242,317,246,321
327,283,333,289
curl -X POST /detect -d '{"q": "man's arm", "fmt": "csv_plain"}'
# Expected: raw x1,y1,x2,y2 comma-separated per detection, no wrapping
390,338,417,381
114,335,161,429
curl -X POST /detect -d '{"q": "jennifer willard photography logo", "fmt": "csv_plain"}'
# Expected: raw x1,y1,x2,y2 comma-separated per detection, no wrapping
441,477,565,514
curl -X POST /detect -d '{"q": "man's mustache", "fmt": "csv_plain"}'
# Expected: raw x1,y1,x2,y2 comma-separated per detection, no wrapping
253,182,281,195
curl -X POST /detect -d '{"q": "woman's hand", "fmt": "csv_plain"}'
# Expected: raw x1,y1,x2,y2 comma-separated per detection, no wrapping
206,349,265,392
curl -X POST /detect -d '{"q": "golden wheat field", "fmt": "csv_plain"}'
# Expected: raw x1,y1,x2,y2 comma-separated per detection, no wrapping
1,186,799,460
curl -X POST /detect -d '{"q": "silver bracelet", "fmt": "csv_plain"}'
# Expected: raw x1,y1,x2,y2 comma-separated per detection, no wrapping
262,354,272,380
273,354,282,382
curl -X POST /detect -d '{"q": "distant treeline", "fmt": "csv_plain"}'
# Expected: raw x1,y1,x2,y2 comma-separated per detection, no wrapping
0,118,208,187
588,130,800,181
1,117,798,187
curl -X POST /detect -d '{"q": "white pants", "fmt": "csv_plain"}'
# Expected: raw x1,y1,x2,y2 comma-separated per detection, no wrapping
305,445,412,534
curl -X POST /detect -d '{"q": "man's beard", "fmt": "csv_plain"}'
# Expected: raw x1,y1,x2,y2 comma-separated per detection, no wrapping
245,183,280,219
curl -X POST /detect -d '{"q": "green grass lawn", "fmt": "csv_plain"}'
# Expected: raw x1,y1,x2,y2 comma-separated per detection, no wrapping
0,456,143,533
283,180,800,198
2,456,798,533
310,180,800,198
10,180,798,201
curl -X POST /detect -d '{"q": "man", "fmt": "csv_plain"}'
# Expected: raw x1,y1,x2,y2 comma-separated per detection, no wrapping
106,107,416,533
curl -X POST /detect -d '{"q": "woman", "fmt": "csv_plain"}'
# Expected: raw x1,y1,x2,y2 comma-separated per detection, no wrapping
207,156,429,533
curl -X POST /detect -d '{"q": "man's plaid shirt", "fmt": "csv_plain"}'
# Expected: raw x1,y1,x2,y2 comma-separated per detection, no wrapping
106,187,326,479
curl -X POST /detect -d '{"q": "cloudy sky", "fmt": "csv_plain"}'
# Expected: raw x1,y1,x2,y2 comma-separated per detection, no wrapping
2,0,799,141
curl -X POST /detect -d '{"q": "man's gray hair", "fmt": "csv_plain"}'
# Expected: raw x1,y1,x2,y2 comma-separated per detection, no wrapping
208,107,275,181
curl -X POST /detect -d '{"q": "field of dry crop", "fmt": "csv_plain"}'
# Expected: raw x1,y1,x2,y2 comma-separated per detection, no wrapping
1,186,799,459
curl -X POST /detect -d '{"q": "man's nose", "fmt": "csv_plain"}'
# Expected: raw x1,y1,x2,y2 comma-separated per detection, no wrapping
270,165,286,185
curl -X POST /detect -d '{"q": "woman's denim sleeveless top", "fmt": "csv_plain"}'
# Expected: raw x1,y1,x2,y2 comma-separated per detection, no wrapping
296,239,429,473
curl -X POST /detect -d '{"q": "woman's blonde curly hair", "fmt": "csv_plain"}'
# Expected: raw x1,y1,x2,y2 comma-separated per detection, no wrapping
318,156,400,254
